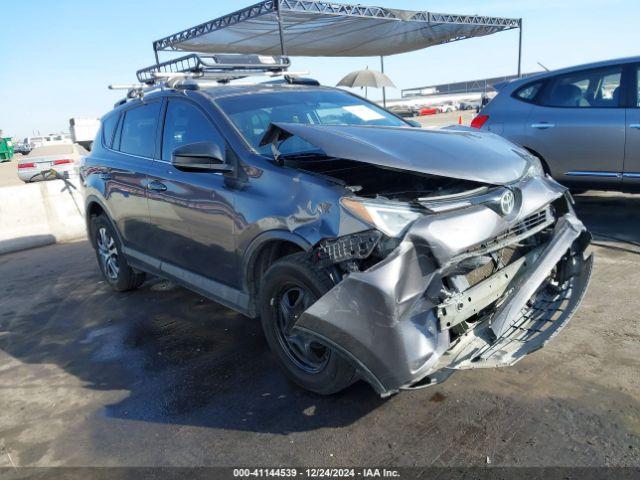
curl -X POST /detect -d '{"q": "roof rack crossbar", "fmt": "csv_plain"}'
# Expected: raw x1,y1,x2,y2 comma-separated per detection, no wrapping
137,53,291,83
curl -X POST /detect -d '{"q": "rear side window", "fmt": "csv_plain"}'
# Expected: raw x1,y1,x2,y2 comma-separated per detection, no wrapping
118,102,162,158
514,82,543,102
101,114,119,148
540,66,623,108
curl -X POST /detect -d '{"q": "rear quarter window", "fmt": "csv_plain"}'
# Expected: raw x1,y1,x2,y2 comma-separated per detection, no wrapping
513,82,544,103
101,113,119,148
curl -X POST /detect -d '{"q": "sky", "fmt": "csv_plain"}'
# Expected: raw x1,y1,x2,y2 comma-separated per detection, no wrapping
1,0,638,139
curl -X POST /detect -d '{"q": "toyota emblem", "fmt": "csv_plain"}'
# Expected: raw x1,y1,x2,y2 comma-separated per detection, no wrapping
500,190,515,215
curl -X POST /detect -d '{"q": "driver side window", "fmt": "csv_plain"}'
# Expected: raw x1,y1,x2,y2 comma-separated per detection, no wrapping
161,100,224,161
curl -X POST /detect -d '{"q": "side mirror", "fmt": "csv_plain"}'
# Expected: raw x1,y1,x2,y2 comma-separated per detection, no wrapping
171,141,233,173
407,120,422,128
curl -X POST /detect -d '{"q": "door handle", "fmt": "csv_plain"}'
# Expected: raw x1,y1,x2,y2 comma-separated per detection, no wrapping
630,124,640,129
99,173,112,180
531,122,555,129
147,180,167,192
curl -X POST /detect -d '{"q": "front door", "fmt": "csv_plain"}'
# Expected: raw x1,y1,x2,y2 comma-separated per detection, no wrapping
525,64,626,188
623,64,640,189
146,98,239,288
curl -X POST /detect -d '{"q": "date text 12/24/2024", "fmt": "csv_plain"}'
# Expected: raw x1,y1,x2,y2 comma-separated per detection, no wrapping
233,469,401,478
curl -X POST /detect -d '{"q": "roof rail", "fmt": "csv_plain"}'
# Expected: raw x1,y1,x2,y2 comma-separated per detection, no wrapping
136,53,291,84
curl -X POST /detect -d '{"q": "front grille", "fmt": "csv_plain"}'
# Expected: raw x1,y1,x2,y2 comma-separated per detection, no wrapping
454,207,554,290
464,245,527,288
468,207,553,256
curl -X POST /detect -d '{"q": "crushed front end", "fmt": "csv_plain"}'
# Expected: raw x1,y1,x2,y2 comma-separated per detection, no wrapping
293,174,593,397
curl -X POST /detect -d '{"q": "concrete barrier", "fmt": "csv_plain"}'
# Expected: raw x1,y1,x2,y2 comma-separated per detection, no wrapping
0,177,86,255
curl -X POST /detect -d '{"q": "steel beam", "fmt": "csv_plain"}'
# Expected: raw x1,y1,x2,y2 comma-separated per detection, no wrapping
152,0,521,53
517,19,523,78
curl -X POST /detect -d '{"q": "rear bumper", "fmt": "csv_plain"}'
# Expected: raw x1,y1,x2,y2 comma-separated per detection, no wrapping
17,165,75,182
294,177,592,396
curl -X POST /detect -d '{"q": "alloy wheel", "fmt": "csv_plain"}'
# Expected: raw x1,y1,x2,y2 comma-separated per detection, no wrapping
96,227,119,280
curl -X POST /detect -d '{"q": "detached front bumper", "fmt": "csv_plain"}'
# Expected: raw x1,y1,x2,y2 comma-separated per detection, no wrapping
293,177,593,396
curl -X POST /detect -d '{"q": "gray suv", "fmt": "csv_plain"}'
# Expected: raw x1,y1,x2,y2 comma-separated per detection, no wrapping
81,66,592,396
473,56,640,192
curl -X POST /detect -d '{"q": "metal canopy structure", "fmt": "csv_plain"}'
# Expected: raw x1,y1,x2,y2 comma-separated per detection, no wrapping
153,0,524,75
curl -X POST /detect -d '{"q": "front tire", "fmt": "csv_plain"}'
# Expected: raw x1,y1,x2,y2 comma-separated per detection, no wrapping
90,214,145,292
259,253,357,395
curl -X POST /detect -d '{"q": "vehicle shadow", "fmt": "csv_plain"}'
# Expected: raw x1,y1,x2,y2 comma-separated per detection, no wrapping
573,192,640,251
0,248,384,435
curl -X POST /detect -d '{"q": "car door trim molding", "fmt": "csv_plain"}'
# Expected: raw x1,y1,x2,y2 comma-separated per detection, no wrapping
123,246,250,315
565,170,622,178
622,173,640,178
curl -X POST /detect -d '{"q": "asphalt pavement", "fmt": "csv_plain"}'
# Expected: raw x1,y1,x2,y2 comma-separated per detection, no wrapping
0,191,638,468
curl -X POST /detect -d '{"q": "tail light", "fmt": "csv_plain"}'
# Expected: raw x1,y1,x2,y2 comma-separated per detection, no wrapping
470,114,489,129
18,163,35,169
53,159,73,166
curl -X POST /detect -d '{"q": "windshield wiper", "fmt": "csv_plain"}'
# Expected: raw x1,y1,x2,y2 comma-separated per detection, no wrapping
279,152,335,161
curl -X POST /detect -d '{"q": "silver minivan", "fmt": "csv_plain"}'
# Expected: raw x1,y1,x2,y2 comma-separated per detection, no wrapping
473,56,640,192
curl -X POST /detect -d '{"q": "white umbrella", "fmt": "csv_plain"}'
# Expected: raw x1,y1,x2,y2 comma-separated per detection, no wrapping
336,69,396,89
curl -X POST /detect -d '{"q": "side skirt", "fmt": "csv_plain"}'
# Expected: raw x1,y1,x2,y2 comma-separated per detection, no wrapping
123,246,252,317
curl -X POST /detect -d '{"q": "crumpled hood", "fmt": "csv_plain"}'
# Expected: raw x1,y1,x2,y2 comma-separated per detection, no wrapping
264,123,530,185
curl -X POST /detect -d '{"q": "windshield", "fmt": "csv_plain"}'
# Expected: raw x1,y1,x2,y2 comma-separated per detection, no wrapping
215,89,407,157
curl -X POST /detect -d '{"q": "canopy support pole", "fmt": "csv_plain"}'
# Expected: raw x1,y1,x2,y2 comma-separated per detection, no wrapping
517,19,523,78
380,56,386,107
276,0,287,56
154,47,160,66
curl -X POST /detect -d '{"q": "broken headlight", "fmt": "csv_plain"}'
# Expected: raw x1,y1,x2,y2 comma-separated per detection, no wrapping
340,197,423,237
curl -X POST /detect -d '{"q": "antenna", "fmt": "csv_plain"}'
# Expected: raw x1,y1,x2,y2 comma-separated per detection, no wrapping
537,61,550,72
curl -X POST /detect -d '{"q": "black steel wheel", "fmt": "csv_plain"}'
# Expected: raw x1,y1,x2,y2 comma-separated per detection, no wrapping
259,253,357,395
273,283,330,374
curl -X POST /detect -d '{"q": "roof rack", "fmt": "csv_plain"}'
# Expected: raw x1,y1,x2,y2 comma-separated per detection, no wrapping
136,53,291,84
110,53,309,106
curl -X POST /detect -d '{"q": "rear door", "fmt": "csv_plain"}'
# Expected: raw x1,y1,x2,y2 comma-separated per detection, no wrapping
623,64,640,188
104,101,162,253
524,65,626,188
146,98,240,287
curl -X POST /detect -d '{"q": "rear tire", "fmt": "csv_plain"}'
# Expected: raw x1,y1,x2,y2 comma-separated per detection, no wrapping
259,253,357,395
90,214,145,292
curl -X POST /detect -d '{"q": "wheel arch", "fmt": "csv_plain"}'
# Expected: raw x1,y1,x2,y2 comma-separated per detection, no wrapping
242,231,312,317
84,195,122,247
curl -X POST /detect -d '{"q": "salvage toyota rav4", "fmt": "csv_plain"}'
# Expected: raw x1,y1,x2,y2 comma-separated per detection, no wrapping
81,76,593,396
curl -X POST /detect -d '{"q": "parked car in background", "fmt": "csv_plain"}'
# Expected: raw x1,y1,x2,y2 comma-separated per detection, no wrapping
387,104,419,118
459,100,481,111
472,56,640,192
418,107,438,116
17,143,87,182
436,102,456,113
24,134,73,150
15,141,32,155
